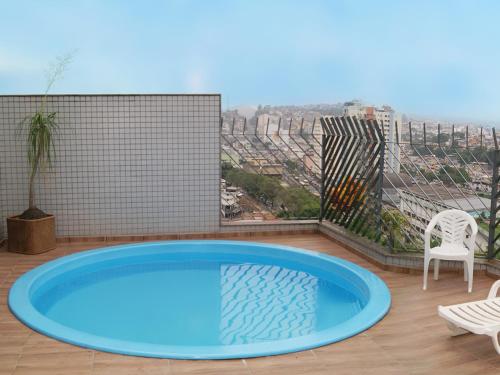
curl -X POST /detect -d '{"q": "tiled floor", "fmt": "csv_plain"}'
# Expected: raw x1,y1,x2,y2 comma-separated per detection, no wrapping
1,234,499,374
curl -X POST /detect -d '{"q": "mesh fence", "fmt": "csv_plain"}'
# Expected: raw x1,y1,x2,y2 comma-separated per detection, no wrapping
221,116,322,221
221,114,500,258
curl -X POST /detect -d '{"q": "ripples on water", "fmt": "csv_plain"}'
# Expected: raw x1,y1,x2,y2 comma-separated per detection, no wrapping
35,261,364,346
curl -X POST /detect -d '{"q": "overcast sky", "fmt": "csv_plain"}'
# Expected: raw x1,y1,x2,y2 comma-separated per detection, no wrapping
1,0,499,122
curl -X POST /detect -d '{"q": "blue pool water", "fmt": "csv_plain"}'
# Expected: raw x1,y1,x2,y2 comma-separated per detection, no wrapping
9,241,390,359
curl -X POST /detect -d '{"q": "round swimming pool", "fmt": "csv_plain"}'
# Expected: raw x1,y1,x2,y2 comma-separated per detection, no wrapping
9,240,390,359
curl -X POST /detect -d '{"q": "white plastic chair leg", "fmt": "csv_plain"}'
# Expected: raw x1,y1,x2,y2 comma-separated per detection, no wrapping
434,259,440,280
466,260,473,293
492,333,500,355
423,256,431,290
464,261,468,282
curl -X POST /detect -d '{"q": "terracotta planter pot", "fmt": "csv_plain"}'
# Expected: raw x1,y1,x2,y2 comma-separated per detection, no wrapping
7,215,56,254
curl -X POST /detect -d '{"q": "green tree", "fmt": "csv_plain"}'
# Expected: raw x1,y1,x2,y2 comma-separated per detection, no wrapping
381,209,411,252
457,146,492,165
260,178,281,205
419,168,437,182
279,187,320,218
429,133,450,144
224,168,319,219
438,165,471,184
285,159,300,173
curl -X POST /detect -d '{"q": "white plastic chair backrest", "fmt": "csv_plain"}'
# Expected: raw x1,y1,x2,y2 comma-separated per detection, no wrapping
430,209,477,248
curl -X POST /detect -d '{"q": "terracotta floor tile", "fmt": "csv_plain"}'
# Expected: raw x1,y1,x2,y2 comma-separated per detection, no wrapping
92,351,169,375
0,335,28,356
0,322,31,337
0,354,19,375
170,359,249,374
13,351,93,375
246,351,328,375
22,333,87,355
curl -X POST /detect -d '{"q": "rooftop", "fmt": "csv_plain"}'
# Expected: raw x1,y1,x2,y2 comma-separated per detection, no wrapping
399,184,491,211
1,233,499,374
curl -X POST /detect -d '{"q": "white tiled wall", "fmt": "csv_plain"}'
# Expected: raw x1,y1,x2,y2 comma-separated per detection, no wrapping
0,95,221,238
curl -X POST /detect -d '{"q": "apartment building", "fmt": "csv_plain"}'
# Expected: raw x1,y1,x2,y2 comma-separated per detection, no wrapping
344,101,401,173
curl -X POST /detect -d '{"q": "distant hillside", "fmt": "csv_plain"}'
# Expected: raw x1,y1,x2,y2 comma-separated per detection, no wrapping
225,103,344,120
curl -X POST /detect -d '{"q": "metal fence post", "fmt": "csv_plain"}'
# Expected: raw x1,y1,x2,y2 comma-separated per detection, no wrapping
320,133,326,222
375,124,385,240
488,148,499,259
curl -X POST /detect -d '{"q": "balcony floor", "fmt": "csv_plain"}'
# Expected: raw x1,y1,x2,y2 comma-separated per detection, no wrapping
1,233,500,375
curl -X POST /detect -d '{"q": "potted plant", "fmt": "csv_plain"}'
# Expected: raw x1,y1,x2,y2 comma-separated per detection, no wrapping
7,54,73,254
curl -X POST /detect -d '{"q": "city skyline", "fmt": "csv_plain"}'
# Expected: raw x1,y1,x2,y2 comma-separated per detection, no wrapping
1,1,500,123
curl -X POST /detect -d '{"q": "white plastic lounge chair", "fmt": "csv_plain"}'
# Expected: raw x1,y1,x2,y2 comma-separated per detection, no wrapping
423,209,478,293
438,280,500,354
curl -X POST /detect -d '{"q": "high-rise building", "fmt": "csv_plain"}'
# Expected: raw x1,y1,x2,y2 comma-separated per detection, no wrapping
343,101,401,174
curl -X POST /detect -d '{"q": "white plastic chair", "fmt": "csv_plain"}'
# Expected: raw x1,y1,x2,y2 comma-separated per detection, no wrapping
438,280,500,354
423,209,478,293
